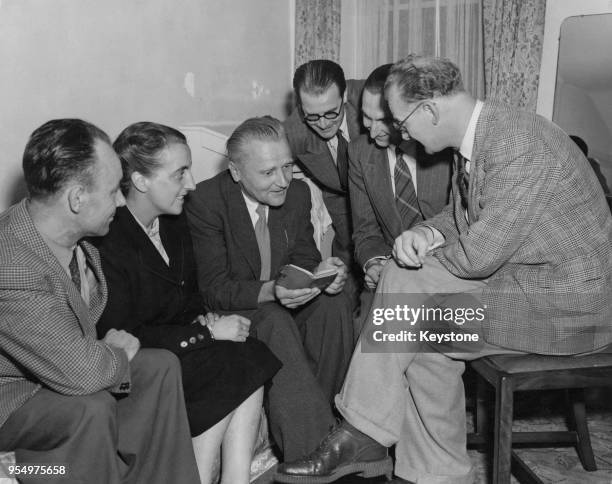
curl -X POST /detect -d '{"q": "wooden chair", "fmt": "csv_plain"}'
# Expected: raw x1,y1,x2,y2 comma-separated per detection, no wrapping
467,348,612,484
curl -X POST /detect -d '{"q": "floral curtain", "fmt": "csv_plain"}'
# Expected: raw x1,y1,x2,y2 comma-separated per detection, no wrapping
294,0,341,67
482,0,546,111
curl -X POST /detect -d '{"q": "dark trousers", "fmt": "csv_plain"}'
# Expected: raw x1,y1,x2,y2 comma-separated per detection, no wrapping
235,292,354,461
0,349,200,484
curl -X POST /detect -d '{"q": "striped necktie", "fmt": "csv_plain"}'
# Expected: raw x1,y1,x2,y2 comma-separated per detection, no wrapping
394,147,422,228
255,204,271,280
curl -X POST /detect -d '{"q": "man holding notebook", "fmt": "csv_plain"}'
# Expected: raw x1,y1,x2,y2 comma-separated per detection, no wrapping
185,116,354,462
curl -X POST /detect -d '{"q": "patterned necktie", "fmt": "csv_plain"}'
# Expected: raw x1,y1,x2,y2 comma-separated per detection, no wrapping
456,152,470,209
335,131,349,192
69,249,81,293
394,147,423,228
254,204,271,280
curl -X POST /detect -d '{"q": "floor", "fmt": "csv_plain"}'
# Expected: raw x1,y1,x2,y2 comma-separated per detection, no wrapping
254,388,612,484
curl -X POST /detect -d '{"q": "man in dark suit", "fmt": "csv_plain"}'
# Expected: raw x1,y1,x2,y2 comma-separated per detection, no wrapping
0,119,199,483
284,59,363,282
185,116,354,461
349,63,452,292
277,56,612,484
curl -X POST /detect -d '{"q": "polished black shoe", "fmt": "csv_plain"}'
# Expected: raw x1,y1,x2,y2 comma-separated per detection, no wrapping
274,421,393,483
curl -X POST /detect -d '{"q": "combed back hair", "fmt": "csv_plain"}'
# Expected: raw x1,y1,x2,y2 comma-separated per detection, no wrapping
113,122,187,194
385,54,464,103
23,118,111,200
364,63,394,95
293,59,346,102
226,116,287,164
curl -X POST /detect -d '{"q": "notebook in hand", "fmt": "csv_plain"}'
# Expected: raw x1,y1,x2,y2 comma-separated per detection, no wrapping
276,264,338,290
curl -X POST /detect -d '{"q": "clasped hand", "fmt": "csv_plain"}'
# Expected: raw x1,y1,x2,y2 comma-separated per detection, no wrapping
195,313,251,343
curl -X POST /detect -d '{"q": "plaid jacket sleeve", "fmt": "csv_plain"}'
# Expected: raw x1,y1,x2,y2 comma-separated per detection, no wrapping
0,262,130,396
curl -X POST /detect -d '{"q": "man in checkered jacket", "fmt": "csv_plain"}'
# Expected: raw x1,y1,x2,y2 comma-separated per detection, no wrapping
0,119,199,484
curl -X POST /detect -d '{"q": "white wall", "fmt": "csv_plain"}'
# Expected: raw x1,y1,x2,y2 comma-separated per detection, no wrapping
0,0,294,210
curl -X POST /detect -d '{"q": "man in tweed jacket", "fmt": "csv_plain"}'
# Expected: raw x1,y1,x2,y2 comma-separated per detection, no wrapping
0,119,199,484
277,56,612,484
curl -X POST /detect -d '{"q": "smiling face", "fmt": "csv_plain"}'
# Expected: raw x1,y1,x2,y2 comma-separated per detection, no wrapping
299,83,345,140
141,142,195,216
79,140,125,236
361,89,395,148
229,138,294,207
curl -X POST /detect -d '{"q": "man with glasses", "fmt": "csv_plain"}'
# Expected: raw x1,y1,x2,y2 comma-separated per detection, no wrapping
276,55,612,484
284,60,363,300
349,64,451,297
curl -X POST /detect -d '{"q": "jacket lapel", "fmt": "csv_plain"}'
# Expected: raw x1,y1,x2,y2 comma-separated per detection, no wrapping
117,208,178,285
363,145,403,237
10,200,95,333
226,179,261,279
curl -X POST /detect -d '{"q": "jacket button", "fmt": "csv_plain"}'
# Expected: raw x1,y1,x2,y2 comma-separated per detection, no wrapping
180,341,188,348
189,337,196,344
197,333,204,340
180,280,185,286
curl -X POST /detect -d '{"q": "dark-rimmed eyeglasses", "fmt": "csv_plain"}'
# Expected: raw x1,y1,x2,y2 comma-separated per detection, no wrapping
301,101,344,123
392,101,426,134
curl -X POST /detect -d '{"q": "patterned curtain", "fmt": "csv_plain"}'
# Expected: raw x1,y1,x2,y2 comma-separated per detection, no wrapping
294,0,341,67
482,0,546,111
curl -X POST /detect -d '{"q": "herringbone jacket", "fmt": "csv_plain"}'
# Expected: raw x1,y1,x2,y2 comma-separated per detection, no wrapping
426,101,612,354
0,200,130,428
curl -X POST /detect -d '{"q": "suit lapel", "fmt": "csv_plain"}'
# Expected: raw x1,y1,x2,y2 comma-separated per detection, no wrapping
117,208,178,285
10,200,95,333
226,180,261,279
80,240,107,326
363,145,403,237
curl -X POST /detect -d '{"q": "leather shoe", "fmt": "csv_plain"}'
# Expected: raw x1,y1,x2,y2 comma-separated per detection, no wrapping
274,421,392,483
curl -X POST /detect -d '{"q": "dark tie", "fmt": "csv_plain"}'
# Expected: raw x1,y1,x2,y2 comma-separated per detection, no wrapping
69,249,81,293
336,131,349,192
394,147,423,228
456,152,470,209
255,204,271,280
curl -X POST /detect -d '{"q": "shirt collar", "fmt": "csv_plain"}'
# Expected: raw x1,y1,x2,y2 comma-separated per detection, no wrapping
458,100,484,161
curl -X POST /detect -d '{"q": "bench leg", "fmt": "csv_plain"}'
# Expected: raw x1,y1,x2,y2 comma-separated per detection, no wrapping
493,375,513,484
567,388,597,471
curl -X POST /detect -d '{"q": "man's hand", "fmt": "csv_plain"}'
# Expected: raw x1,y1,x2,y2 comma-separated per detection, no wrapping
208,315,251,342
392,227,434,268
317,257,347,294
103,329,140,362
364,259,388,289
275,284,320,308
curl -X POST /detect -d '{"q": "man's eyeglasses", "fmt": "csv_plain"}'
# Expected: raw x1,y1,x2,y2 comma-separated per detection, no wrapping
302,101,344,123
392,101,426,134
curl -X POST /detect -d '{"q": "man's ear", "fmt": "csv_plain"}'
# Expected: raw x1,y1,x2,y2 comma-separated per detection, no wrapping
425,101,440,126
228,161,241,182
67,185,85,214
131,171,149,193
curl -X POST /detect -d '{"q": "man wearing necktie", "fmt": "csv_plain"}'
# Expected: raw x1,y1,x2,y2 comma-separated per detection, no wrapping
277,56,612,484
186,116,355,462
0,119,200,483
348,64,452,294
284,60,364,303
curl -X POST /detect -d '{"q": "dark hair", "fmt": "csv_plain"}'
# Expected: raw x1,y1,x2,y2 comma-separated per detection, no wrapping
364,63,394,95
226,116,286,164
385,54,464,103
293,59,346,102
570,135,588,156
113,122,187,194
23,118,111,200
